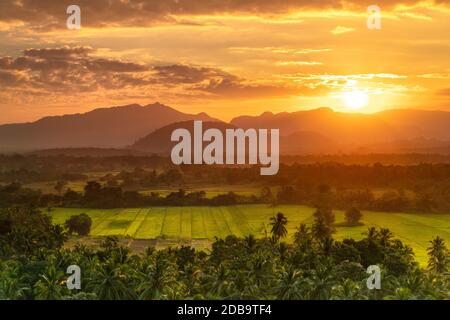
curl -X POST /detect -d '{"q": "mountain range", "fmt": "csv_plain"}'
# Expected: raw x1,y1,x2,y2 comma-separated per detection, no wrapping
0,103,218,152
1,103,450,155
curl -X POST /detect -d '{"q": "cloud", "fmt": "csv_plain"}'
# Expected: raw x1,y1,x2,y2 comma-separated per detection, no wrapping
276,61,323,66
149,63,327,98
151,64,236,85
0,46,150,92
0,0,446,30
330,26,355,35
0,46,321,101
418,73,450,79
23,46,94,58
0,70,28,87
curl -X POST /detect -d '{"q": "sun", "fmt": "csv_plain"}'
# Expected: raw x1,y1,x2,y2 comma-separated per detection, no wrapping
342,90,369,110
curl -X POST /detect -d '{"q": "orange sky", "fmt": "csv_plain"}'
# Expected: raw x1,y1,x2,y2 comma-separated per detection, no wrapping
0,0,449,123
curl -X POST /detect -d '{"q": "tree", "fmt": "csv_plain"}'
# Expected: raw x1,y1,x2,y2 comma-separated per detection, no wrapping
293,224,312,251
427,236,449,273
244,234,257,253
344,207,363,225
276,268,302,299
51,225,68,248
202,263,232,298
86,262,136,300
312,215,333,243
34,265,67,300
137,256,177,300
54,180,67,195
269,212,288,242
331,279,365,300
65,213,92,236
84,181,102,203
379,228,393,246
313,207,335,229
364,227,379,243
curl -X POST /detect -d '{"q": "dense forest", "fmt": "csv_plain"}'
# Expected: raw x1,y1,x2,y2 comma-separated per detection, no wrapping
0,206,448,300
2,158,450,212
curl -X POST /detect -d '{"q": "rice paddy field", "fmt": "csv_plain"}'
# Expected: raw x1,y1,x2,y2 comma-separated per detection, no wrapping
49,205,450,265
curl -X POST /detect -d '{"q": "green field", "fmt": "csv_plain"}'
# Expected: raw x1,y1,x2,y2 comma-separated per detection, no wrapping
49,205,450,265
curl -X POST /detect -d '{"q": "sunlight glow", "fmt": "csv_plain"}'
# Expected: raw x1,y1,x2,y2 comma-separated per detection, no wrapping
342,90,369,110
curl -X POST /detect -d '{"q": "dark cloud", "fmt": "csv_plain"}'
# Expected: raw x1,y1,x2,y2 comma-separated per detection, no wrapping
152,64,237,84
85,58,149,72
24,46,94,58
0,0,444,29
0,46,150,92
194,76,328,98
0,45,328,99
0,70,27,87
150,64,320,98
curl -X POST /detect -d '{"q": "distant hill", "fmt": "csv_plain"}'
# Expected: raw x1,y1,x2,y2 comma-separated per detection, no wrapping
231,108,450,153
281,131,338,155
0,103,218,152
131,120,340,156
2,104,450,155
131,121,234,155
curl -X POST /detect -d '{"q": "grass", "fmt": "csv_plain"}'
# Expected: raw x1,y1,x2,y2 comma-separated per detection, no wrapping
48,205,450,266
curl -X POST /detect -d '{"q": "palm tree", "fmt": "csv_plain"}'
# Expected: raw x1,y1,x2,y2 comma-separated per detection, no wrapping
51,225,68,248
202,263,232,298
379,228,393,246
243,234,257,253
179,263,200,296
293,223,314,255
269,212,288,242
33,265,67,300
307,265,335,300
247,255,274,288
137,257,177,300
331,279,366,300
427,236,449,273
86,261,135,300
384,287,415,300
276,268,302,299
0,266,29,300
364,227,379,243
311,215,332,243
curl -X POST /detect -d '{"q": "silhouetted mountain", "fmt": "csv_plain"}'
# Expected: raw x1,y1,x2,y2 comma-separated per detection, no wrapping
231,108,450,153
131,120,339,156
131,121,233,155
2,105,450,155
281,131,338,155
0,103,218,152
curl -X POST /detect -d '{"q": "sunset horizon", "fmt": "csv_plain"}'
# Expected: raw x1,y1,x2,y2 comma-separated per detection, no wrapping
0,0,449,123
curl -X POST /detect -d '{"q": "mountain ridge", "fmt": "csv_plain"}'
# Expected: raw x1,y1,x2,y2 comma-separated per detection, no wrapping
1,103,450,154
0,102,219,152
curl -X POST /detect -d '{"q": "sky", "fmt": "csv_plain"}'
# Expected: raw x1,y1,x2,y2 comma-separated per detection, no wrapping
0,0,449,124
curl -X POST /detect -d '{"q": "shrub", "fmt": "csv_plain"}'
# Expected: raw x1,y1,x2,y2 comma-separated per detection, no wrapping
65,213,92,236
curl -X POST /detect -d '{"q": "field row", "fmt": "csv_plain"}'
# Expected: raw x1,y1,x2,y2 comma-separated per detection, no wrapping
49,205,450,265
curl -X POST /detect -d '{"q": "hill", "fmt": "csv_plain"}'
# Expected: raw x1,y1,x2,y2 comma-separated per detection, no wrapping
131,120,338,156
231,108,450,153
0,103,218,152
